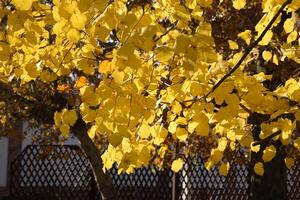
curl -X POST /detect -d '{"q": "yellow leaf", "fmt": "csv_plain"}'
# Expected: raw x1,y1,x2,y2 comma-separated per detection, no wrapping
190,82,203,96
80,86,100,106
254,162,264,176
287,30,298,43
294,138,300,150
228,40,239,50
62,109,78,126
251,142,260,153
109,132,123,147
187,121,199,134
12,0,34,11
273,54,279,65
238,30,252,45
112,70,125,85
67,28,81,43
99,60,113,74
70,12,87,30
217,137,228,152
174,34,190,54
210,149,223,164
54,111,62,127
259,30,273,46
262,51,272,62
175,128,188,142
219,162,230,176
155,47,173,64
194,112,209,136
232,0,246,10
171,158,184,173
168,121,177,134
174,4,190,21
57,84,70,93
60,123,70,138
285,157,295,169
197,0,213,7
227,130,236,141
139,122,151,139
88,125,97,139
75,76,88,89
284,18,294,34
262,145,276,162
95,26,111,41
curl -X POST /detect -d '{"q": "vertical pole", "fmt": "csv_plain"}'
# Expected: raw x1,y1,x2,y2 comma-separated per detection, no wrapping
172,172,176,200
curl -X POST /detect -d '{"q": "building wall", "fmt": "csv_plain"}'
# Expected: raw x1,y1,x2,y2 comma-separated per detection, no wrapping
0,137,8,187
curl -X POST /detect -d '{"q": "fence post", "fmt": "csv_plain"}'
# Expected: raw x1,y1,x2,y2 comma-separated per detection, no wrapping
249,113,286,200
172,172,182,200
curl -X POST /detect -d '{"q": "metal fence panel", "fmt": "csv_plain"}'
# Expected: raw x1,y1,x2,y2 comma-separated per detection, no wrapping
10,145,300,200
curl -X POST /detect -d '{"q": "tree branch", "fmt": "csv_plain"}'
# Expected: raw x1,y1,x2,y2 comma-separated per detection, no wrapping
205,0,292,98
252,130,281,146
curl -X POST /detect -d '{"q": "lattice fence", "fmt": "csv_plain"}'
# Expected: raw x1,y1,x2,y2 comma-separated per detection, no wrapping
9,145,300,200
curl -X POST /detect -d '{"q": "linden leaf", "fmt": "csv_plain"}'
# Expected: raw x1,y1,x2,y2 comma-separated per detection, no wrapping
294,138,300,151
139,122,151,139
262,145,276,162
171,158,184,173
70,12,87,30
112,70,125,85
259,30,273,46
217,137,228,152
99,60,113,74
232,0,246,10
12,0,34,11
283,18,294,34
54,111,62,127
254,162,264,176
60,123,70,138
88,125,97,139
262,51,272,62
168,121,177,134
75,76,88,89
228,40,239,50
287,30,298,43
194,113,209,136
175,128,188,142
219,162,230,176
285,157,295,169
210,149,223,164
238,30,252,45
251,142,260,153
109,132,123,147
62,109,78,126
57,84,70,93
67,28,81,43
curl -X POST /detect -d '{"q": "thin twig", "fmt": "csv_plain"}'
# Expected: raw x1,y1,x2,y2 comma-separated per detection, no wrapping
154,20,178,42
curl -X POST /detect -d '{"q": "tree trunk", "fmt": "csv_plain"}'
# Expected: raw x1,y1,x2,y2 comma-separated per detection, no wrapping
249,119,286,200
73,120,116,200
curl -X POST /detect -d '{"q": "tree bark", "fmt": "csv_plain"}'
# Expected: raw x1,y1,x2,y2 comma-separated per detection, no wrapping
249,116,286,200
73,120,116,200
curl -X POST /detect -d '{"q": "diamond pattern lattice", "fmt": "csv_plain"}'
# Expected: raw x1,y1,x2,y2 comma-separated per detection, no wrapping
109,166,173,200
10,145,254,200
286,159,300,200
178,152,250,200
10,145,100,200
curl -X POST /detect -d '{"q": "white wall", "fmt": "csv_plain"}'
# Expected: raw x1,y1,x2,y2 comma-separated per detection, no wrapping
22,123,80,150
0,137,8,187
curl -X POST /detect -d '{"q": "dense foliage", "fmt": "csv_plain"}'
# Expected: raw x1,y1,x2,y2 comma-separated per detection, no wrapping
0,0,300,177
